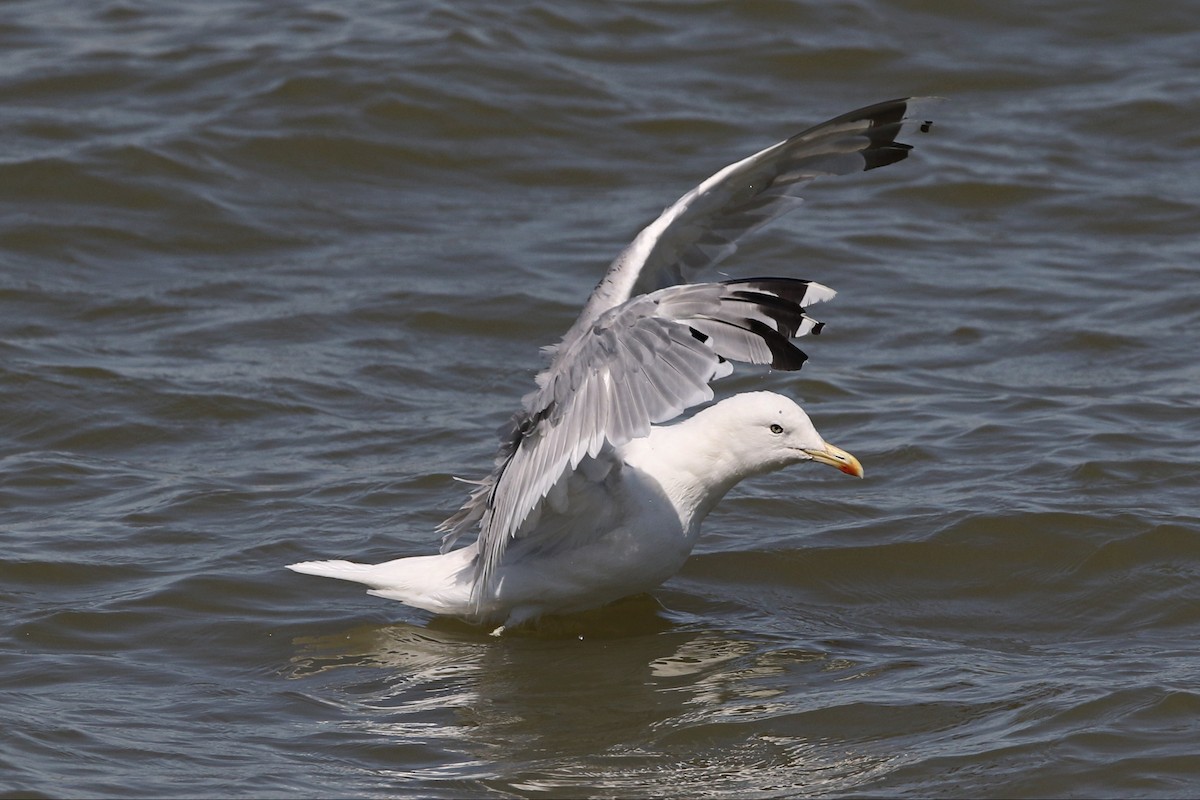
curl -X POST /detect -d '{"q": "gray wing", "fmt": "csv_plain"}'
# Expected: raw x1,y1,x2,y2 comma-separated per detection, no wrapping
438,278,836,600
565,97,931,342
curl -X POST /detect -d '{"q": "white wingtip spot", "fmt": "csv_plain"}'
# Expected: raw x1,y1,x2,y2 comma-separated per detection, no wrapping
803,282,837,306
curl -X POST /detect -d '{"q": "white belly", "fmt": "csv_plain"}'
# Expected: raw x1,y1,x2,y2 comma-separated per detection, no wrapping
483,464,700,621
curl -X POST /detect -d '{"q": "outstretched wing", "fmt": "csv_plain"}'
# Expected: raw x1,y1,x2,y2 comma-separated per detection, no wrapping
439,278,836,599
564,97,931,342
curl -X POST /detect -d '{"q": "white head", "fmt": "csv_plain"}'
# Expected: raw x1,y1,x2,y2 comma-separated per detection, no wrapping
625,391,862,528
700,391,863,479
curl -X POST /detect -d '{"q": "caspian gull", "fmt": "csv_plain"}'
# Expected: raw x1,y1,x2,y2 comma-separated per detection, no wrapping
288,98,930,630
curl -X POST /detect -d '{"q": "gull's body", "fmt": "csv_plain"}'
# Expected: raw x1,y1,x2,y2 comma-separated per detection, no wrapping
289,98,930,629
291,392,857,626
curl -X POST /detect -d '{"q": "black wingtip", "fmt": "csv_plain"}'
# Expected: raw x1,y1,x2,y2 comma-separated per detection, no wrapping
772,344,809,371
863,141,913,171
746,318,810,371
721,277,823,306
819,97,932,172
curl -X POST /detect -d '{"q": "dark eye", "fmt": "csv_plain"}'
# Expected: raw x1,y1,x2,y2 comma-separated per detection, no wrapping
769,423,784,434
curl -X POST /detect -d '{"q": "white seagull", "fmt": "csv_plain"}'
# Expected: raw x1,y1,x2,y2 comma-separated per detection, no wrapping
289,98,931,631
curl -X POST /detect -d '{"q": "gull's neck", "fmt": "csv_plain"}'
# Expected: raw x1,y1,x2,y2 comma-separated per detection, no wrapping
619,403,767,533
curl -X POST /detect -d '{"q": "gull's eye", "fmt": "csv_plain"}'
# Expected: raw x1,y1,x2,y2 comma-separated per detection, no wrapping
769,423,784,434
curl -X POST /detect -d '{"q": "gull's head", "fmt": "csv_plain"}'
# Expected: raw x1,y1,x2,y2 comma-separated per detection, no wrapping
715,391,863,479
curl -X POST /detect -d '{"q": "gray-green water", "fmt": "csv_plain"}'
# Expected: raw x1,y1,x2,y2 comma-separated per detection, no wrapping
3,1,1198,797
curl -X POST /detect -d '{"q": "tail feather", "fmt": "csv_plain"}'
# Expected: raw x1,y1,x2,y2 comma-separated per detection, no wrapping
286,559,388,586
286,550,478,617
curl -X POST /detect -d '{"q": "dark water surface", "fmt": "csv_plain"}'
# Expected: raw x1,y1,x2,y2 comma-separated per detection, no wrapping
3,1,1199,797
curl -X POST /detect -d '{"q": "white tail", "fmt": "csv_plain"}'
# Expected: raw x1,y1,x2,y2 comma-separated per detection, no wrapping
286,559,381,584
286,548,478,617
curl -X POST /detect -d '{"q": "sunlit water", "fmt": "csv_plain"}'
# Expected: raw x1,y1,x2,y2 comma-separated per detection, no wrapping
3,1,1198,797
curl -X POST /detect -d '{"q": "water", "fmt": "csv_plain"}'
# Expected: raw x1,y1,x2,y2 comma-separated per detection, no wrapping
3,0,1198,797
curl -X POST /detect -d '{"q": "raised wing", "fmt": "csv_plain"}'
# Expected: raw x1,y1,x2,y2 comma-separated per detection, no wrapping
565,97,931,342
439,278,836,601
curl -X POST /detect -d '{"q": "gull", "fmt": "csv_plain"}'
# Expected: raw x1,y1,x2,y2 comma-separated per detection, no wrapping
288,98,930,631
